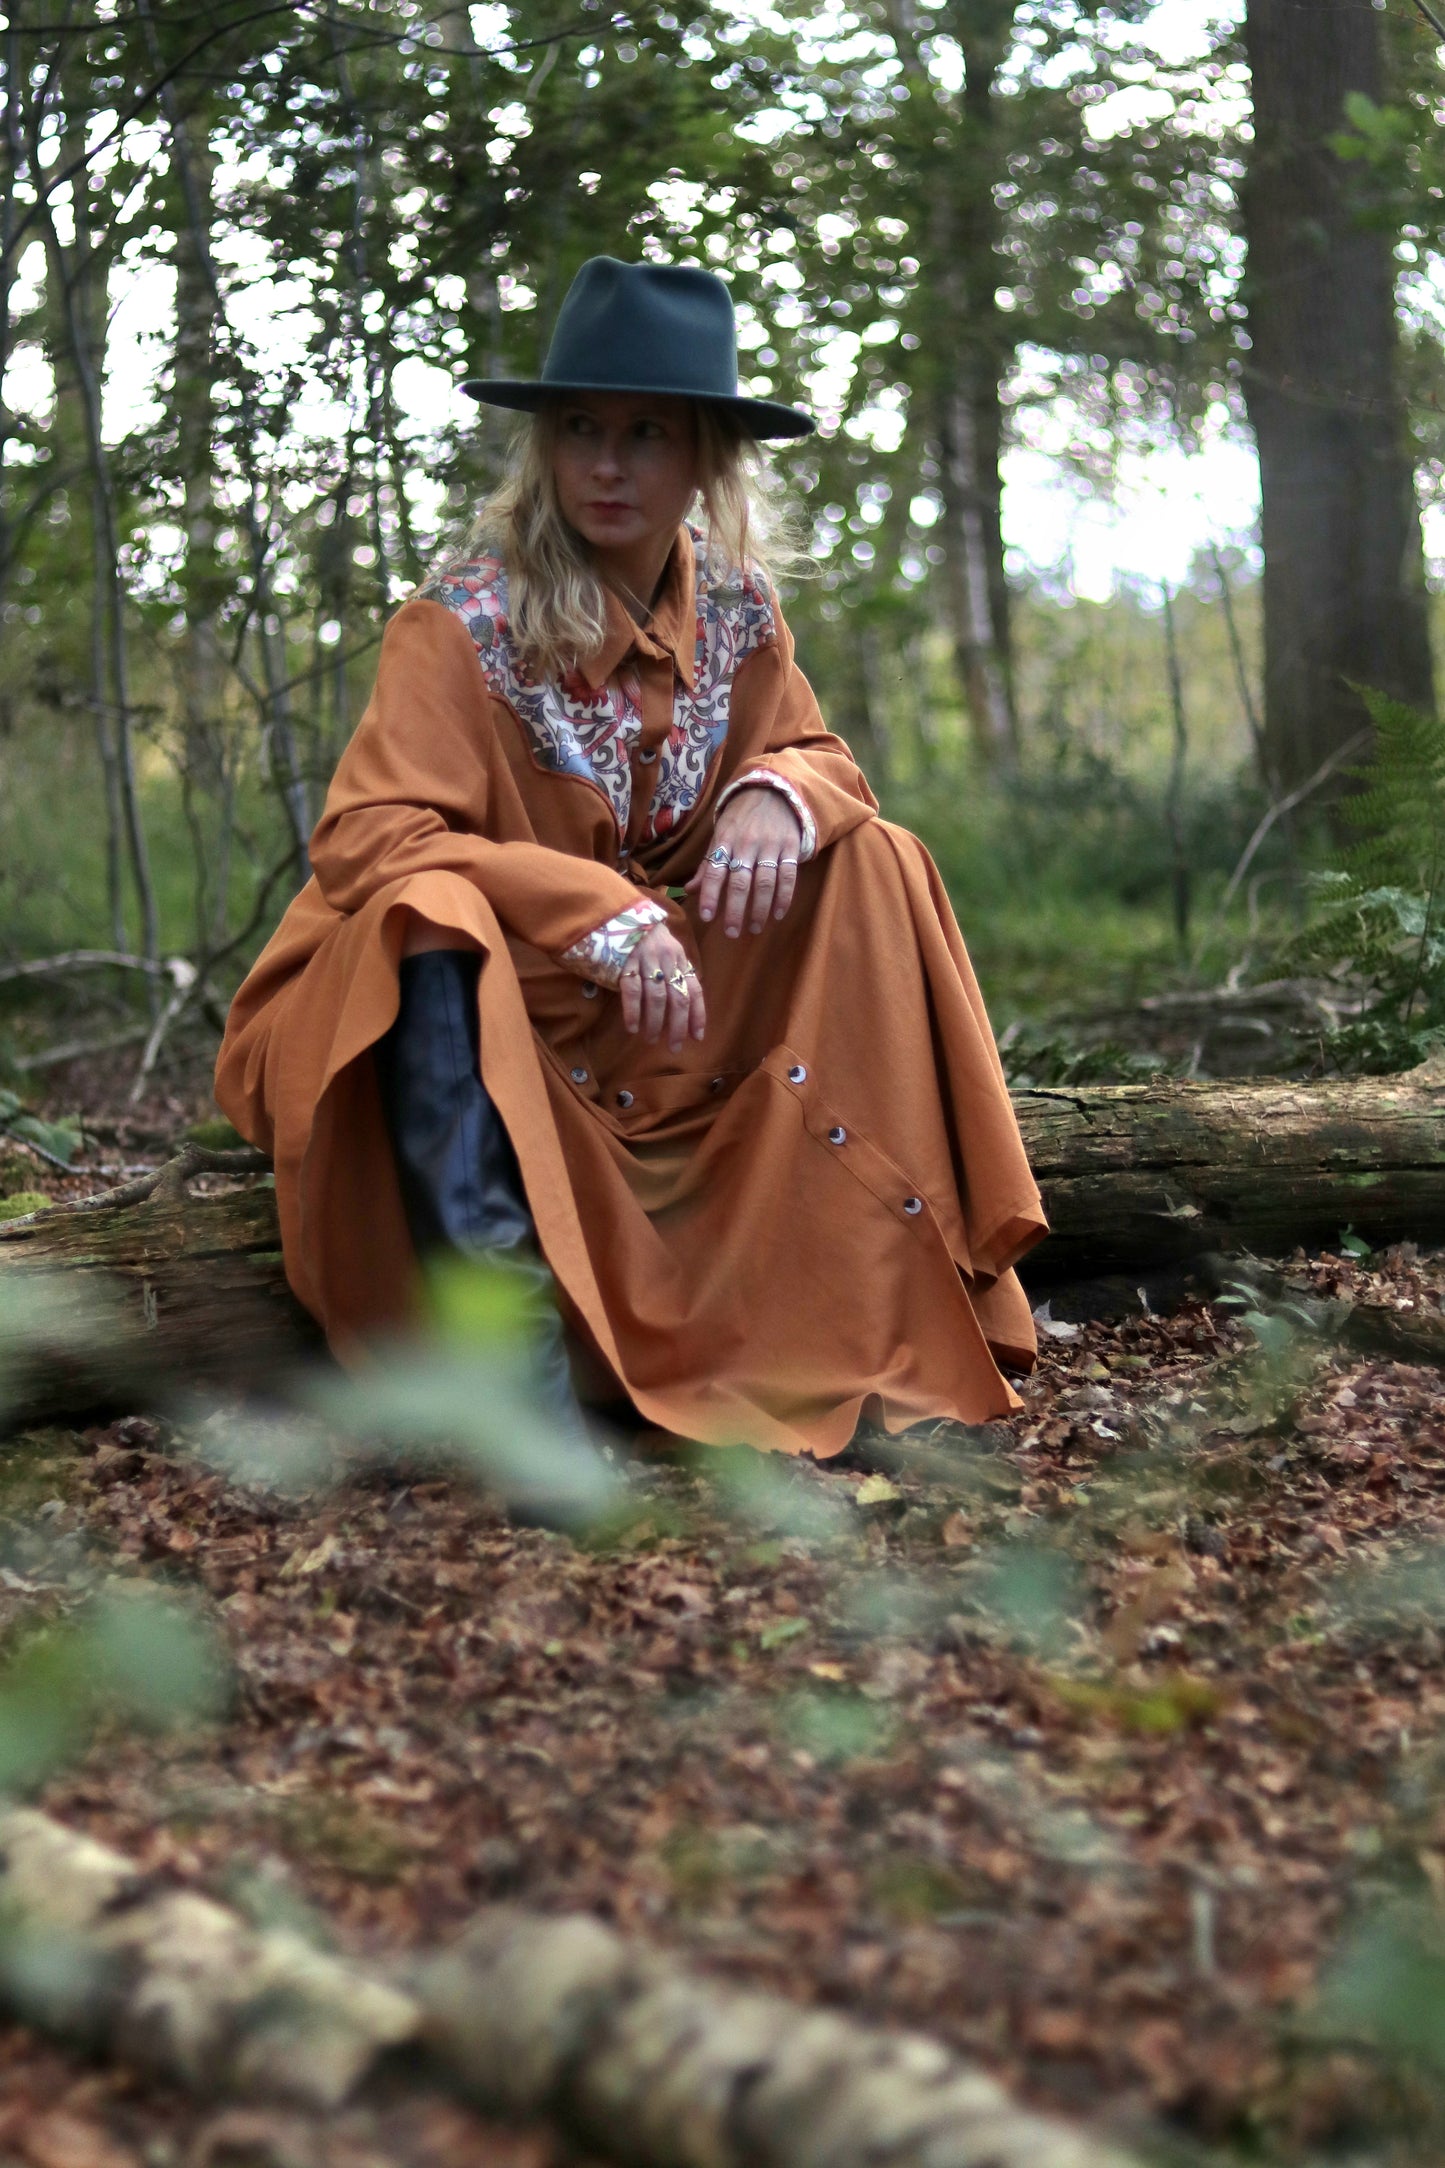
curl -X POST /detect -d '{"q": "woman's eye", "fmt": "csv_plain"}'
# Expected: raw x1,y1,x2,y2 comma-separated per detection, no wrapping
634,420,664,440
566,414,595,435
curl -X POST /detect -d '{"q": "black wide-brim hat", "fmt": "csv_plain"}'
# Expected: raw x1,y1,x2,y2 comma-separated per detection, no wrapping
462,257,815,442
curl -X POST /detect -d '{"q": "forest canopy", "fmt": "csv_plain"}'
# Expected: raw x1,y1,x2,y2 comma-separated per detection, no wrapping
0,0,1442,1070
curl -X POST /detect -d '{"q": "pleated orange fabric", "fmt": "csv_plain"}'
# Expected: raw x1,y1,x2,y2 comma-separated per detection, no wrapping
215,530,1046,1457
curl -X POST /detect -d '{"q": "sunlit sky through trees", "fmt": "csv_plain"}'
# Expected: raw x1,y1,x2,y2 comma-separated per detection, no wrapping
22,0,1427,606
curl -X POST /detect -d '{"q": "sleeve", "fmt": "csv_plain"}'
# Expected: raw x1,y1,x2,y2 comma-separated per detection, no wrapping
719,606,879,855
308,599,645,954
557,895,668,988
714,767,819,860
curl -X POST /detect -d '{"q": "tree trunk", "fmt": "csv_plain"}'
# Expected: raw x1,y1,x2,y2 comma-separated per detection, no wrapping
936,366,1016,762
1240,0,1435,795
37,96,128,952
2,1072,1441,1426
896,0,1018,767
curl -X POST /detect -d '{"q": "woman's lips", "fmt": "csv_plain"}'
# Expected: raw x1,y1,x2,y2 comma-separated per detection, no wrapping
588,500,632,513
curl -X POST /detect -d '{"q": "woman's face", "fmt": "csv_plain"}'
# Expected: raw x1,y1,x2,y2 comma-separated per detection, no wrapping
551,392,699,592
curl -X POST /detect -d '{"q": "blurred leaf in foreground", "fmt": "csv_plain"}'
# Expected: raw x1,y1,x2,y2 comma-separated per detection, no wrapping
1323,1905,1445,2078
966,1541,1087,1662
0,1584,230,1794
303,1258,622,1531
0,1273,121,1426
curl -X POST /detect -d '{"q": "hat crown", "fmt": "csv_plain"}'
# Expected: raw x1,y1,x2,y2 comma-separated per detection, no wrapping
460,255,815,439
541,258,740,402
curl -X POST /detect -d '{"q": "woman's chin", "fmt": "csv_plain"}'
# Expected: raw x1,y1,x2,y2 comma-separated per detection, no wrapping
577,516,643,553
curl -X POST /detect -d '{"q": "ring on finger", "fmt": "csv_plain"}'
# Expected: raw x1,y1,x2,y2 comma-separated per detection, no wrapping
707,845,731,868
667,968,690,992
727,856,753,875
755,858,779,870
646,966,666,984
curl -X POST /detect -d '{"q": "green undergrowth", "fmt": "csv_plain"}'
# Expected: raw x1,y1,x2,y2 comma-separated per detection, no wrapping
884,751,1292,1035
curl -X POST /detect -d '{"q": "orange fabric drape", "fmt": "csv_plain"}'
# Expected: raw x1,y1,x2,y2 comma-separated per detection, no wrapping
215,533,1046,1456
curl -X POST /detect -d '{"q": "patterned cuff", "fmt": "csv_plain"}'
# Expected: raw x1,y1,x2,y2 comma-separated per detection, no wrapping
557,896,668,990
715,768,818,861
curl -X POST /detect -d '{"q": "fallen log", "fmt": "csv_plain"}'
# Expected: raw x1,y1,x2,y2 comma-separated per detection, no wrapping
0,1148,321,1425
1015,1066,1445,1278
0,1072,1441,1425
0,1804,1142,2168
0,1806,417,2108
421,1906,1137,2168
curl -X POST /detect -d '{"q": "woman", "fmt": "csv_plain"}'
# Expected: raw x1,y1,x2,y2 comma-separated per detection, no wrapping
215,257,1046,1458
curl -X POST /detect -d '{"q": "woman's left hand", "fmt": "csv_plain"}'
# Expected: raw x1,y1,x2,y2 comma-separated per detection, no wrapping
685,787,803,937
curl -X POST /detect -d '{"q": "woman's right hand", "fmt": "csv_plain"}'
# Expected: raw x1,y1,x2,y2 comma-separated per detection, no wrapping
619,925,706,1052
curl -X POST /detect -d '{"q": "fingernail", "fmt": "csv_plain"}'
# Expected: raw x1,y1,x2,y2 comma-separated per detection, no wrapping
727,927,739,939
701,908,713,921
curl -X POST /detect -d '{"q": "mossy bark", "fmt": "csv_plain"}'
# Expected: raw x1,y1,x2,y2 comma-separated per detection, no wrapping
1019,1069,1445,1278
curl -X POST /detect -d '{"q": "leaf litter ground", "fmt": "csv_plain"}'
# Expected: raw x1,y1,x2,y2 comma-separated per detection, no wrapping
2,1084,1445,2166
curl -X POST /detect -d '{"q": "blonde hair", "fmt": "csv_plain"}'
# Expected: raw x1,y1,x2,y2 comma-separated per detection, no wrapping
466,401,804,681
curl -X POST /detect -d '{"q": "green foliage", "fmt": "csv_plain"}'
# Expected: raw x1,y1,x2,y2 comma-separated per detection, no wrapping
0,1584,229,1796
1324,1905,1445,2080
0,1093,81,1168
301,1257,623,1530
998,1027,1171,1090
1291,687,1445,1071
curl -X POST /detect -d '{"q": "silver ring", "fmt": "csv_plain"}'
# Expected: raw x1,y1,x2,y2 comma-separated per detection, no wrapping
756,858,779,870
727,856,753,875
707,845,731,868
780,858,799,870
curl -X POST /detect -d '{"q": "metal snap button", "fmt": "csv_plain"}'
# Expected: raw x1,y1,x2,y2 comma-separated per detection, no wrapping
828,1125,846,1146
582,982,599,999
710,1075,726,1093
616,1089,634,1109
903,1196,923,1215
570,1066,589,1084
638,746,658,764
787,1063,807,1085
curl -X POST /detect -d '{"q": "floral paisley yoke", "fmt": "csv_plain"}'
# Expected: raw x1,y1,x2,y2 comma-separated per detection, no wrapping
215,526,1047,1457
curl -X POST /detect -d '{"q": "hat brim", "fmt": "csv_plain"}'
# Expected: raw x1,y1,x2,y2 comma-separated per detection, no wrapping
460,377,815,442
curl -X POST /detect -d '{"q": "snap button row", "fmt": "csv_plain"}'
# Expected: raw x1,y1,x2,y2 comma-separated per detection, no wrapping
570,1066,589,1084
903,1196,923,1215
787,1063,807,1085
828,1125,846,1146
616,1089,634,1109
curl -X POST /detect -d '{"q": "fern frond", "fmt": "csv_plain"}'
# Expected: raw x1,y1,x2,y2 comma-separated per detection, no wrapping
1287,687,1445,1061
1342,685,1445,891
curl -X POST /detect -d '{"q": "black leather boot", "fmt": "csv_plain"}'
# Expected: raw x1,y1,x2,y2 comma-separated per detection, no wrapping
374,948,587,1435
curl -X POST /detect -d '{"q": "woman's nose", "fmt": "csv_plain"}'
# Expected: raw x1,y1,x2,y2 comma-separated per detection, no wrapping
590,433,625,476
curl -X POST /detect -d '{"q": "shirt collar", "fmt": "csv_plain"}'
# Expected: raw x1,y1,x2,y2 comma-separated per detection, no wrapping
577,527,697,692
